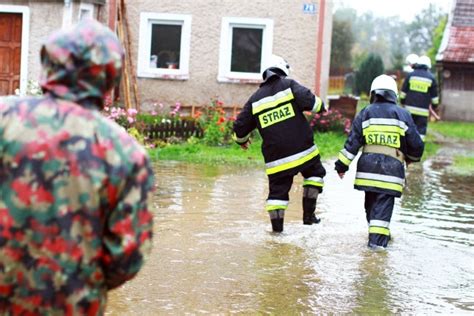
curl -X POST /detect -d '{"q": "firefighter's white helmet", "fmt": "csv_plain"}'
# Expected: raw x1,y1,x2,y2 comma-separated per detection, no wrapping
405,53,419,66
418,55,432,69
370,74,398,96
263,54,290,76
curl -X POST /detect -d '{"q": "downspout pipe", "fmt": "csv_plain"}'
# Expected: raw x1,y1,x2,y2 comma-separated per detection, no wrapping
62,0,73,28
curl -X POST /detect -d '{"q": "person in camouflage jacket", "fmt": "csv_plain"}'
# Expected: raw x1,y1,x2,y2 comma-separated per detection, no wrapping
0,19,154,315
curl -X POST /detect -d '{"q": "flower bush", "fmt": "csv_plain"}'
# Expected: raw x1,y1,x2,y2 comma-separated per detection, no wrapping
197,98,234,146
308,109,352,134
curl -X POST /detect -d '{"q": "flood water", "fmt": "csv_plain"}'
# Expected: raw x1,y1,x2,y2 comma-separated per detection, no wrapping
107,150,474,314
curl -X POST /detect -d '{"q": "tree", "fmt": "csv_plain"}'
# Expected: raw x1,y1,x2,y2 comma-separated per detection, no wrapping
407,3,445,54
354,53,384,96
427,15,448,66
330,18,354,72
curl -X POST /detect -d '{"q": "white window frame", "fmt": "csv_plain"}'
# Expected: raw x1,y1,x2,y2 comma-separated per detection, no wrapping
78,2,94,21
137,12,192,80
218,17,273,83
0,5,30,95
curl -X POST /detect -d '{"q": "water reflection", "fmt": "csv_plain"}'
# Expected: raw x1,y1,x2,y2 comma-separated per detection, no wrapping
353,251,391,315
401,158,474,246
106,155,474,315
254,241,314,314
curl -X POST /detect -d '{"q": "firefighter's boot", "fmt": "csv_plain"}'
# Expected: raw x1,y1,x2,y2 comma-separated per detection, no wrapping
303,187,321,225
269,209,285,232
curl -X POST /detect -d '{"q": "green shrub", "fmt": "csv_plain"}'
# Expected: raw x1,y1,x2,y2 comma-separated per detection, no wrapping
355,53,384,96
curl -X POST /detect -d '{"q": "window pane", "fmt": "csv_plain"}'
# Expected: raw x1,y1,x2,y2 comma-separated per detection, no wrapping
150,24,181,69
231,27,263,73
79,9,92,20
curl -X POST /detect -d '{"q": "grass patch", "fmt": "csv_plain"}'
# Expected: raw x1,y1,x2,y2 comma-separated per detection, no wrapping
148,121,468,165
314,131,347,160
148,141,264,166
148,131,347,165
451,155,474,174
429,121,474,140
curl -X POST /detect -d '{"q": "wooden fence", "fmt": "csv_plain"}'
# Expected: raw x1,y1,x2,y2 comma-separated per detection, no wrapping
329,76,345,94
144,120,203,140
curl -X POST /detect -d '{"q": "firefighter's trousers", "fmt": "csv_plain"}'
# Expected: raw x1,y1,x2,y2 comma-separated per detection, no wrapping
364,191,395,248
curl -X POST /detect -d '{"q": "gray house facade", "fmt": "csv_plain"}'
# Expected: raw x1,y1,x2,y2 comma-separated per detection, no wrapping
0,0,332,111
436,0,474,122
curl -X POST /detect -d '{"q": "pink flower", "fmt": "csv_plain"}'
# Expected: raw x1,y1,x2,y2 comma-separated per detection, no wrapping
151,110,157,116
127,116,134,124
127,108,138,116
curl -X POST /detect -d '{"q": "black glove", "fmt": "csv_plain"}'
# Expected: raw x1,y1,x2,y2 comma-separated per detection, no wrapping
334,160,349,174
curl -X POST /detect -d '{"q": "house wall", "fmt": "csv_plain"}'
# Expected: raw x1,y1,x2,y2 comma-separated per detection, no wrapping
438,64,474,121
0,0,105,91
441,89,474,121
125,0,331,109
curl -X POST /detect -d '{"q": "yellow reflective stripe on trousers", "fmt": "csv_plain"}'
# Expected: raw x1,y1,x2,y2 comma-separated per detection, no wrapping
303,177,324,187
252,88,294,115
369,226,390,236
266,205,288,211
265,199,288,211
266,145,319,175
363,125,405,136
354,179,403,192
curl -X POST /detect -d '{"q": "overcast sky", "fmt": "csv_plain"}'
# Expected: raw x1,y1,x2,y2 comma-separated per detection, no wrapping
332,0,453,22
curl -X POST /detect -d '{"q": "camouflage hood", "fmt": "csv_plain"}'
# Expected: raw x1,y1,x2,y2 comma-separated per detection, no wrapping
40,19,124,109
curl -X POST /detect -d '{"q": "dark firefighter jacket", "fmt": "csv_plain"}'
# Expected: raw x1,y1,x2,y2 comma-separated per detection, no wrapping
233,71,325,178
335,100,424,197
400,66,439,117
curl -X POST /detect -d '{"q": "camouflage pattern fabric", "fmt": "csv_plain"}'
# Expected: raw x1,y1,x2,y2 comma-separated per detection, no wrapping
0,19,154,315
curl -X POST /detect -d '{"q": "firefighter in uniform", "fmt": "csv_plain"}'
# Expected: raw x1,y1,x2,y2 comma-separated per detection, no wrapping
233,55,326,232
400,55,439,141
404,53,419,73
335,75,424,248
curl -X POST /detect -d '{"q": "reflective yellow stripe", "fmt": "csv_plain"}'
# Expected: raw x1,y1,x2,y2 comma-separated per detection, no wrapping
400,91,406,98
431,97,439,105
252,89,294,114
303,180,323,187
408,108,429,117
266,148,320,175
354,179,403,192
409,77,431,93
369,226,390,236
266,205,287,211
364,132,400,148
338,152,352,166
312,97,323,112
259,103,295,128
363,125,405,136
405,105,429,117
232,132,250,143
